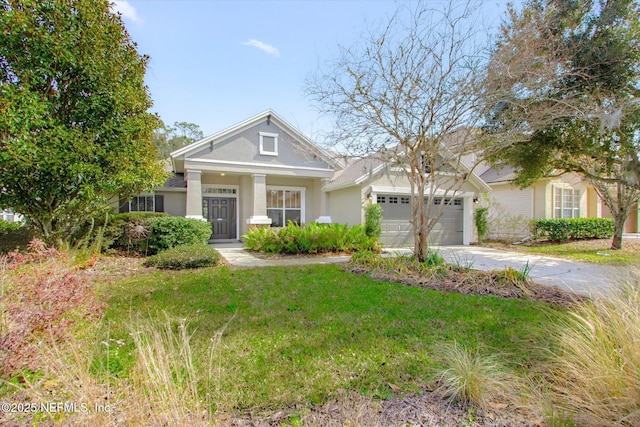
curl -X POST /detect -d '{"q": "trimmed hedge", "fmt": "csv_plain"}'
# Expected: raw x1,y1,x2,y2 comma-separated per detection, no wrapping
101,212,168,252
530,218,614,242
148,216,212,253
98,213,212,254
243,221,379,254
144,244,221,269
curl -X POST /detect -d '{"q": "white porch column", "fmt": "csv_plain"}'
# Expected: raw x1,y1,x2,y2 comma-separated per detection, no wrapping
316,178,332,223
463,196,473,245
186,169,204,220
247,173,271,225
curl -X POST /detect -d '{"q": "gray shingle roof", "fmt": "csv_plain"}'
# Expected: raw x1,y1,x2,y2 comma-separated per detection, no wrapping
480,164,517,184
325,156,384,190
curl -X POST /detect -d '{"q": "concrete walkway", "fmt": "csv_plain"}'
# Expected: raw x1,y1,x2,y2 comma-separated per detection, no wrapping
212,242,630,296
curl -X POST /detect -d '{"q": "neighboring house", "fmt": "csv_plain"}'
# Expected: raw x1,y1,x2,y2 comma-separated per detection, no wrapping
324,153,491,247
0,208,22,223
480,164,640,240
119,110,490,245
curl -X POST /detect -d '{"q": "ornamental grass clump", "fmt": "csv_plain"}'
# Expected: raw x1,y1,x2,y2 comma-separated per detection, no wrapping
544,272,640,426
434,342,520,410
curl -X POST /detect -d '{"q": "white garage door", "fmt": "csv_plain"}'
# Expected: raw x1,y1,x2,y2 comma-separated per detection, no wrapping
378,194,463,247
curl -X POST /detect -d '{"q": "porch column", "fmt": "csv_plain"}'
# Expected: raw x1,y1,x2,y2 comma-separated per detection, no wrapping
185,169,204,220
247,173,271,225
463,196,473,245
316,178,332,223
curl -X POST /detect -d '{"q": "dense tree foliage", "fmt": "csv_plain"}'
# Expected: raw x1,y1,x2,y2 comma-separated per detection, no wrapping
0,0,166,240
152,121,203,159
484,0,640,249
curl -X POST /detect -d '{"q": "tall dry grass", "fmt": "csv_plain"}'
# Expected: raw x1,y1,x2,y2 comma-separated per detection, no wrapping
9,314,233,426
545,271,640,426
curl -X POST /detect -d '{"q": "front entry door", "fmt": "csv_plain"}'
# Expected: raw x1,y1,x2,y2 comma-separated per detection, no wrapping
202,197,236,240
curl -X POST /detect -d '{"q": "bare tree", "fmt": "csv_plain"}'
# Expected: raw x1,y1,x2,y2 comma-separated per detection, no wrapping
307,1,491,261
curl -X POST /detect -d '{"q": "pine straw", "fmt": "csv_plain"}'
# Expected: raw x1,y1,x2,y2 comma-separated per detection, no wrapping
346,265,583,307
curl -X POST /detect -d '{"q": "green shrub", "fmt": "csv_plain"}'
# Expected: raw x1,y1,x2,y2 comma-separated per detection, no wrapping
530,218,614,241
364,203,383,238
148,216,212,253
242,222,378,254
0,219,21,233
0,220,33,253
474,207,488,243
144,244,221,269
101,212,168,253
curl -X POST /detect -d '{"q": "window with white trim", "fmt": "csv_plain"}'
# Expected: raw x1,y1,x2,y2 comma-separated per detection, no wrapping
259,132,278,156
554,188,580,218
0,208,15,222
130,194,155,212
267,189,301,227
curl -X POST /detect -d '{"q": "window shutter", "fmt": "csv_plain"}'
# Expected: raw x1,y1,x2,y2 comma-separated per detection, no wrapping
119,198,130,213
154,195,164,212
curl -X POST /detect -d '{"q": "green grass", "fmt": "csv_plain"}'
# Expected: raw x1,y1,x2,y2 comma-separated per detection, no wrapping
98,264,556,412
516,241,639,266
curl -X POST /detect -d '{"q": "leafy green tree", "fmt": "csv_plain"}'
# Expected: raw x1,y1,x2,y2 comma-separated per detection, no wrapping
483,0,640,249
152,120,204,159
0,0,166,240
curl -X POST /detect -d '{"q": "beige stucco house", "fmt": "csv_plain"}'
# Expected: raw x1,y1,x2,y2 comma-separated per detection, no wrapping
479,164,640,240
119,110,491,245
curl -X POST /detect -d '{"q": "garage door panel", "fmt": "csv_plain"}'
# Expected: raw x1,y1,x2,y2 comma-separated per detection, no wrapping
379,195,463,246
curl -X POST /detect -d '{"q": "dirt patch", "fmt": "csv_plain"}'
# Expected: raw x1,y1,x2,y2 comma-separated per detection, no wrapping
229,390,542,426
76,255,151,284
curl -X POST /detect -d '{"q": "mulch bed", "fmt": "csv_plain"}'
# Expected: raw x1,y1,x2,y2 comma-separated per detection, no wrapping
346,265,584,307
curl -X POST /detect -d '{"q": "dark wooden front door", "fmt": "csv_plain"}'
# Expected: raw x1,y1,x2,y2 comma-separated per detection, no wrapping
202,197,236,239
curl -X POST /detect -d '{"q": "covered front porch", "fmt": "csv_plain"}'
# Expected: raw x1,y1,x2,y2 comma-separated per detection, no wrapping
183,168,332,241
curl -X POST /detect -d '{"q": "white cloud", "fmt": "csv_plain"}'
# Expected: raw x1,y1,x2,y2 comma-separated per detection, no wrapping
243,39,281,58
111,1,141,23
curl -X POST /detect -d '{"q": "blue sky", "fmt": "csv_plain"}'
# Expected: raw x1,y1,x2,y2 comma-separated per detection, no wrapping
112,1,510,140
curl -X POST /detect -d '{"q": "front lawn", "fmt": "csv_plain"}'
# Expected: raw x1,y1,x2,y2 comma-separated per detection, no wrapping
99,264,553,413
484,238,640,266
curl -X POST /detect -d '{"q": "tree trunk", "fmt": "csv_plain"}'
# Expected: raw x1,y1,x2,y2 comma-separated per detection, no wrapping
415,206,428,262
610,212,626,250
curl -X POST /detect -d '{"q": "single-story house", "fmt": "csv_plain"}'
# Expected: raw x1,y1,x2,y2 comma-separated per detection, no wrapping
119,110,341,240
119,110,490,246
479,164,640,240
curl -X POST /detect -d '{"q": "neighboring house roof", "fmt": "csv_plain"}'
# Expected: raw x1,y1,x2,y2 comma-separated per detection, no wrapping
480,164,518,184
170,109,344,173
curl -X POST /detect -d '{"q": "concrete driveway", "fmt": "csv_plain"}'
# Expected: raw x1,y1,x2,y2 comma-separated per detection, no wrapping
213,242,631,297
387,245,629,296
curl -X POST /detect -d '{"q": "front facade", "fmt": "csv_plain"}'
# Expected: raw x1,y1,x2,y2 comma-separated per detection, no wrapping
161,110,340,240
120,110,490,246
324,155,491,246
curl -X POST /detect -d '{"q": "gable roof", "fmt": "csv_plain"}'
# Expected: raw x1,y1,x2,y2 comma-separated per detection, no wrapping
324,145,491,194
170,109,343,173
324,156,385,191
